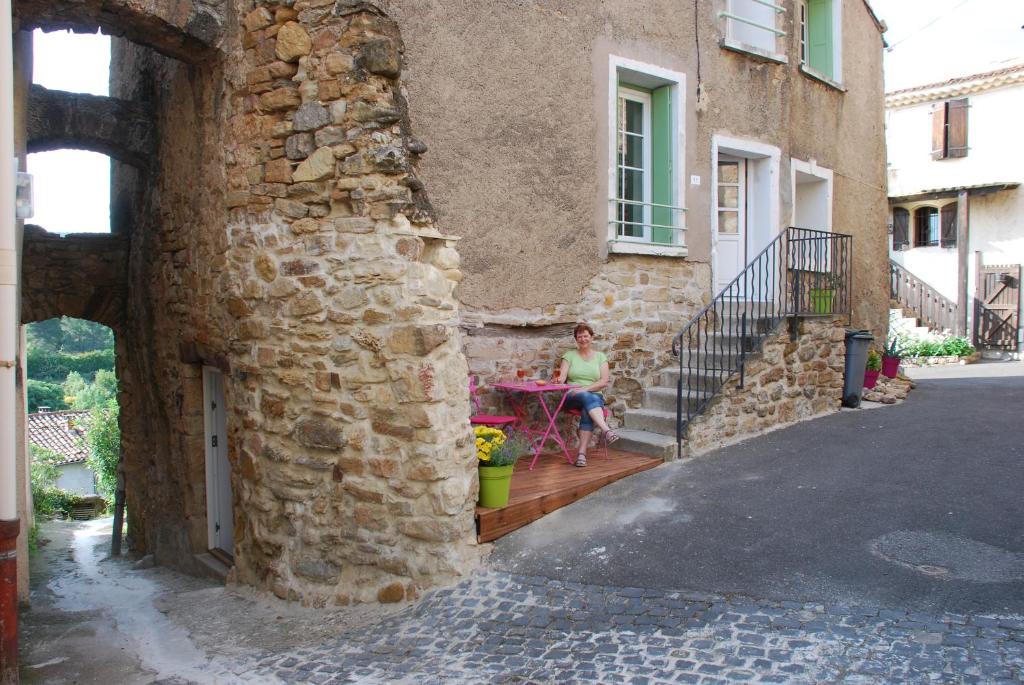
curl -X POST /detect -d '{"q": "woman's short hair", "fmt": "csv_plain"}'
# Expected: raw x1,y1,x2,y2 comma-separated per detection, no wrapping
573,322,595,339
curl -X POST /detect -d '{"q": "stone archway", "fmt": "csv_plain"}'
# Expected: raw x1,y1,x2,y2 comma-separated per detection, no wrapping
15,0,479,606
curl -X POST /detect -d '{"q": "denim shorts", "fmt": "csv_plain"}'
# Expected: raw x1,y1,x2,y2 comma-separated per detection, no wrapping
563,391,605,431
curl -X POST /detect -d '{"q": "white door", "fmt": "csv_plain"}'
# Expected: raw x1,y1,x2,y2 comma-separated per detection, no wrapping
716,156,747,292
203,367,233,555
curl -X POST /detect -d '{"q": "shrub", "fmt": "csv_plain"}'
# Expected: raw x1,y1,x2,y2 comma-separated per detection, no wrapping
85,401,120,502
866,349,882,371
898,334,975,358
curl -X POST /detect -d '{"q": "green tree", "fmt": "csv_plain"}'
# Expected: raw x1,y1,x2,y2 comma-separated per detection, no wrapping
63,369,118,410
26,379,68,412
59,317,114,353
85,401,120,502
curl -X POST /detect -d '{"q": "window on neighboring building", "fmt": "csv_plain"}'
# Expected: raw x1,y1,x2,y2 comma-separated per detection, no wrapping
892,207,909,251
914,207,939,247
801,0,840,82
931,99,969,160
608,58,686,254
723,0,786,57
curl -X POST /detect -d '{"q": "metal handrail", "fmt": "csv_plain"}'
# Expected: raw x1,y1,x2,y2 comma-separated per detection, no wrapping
719,11,787,36
889,259,958,333
670,227,852,456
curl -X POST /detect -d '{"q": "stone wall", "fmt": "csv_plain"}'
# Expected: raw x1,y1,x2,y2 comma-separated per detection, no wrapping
684,318,847,456
103,1,480,606
464,256,711,421
20,226,128,328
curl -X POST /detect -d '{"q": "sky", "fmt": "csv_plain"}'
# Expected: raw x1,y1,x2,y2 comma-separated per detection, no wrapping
27,29,110,234
24,3,1024,234
868,0,1024,91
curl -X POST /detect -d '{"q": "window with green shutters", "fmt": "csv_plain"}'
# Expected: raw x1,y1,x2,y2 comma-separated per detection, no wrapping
614,82,679,245
801,0,839,82
607,57,687,254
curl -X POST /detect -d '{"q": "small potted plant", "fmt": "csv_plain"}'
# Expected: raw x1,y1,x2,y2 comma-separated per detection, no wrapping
881,336,901,378
475,426,529,508
865,349,882,389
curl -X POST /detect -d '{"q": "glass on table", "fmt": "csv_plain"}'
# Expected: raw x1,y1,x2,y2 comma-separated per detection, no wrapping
516,368,527,384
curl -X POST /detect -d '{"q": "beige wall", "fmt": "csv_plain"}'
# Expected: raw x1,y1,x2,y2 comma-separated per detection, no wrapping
391,0,889,369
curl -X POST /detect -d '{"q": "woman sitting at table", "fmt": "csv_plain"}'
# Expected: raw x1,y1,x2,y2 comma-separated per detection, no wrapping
554,322,619,467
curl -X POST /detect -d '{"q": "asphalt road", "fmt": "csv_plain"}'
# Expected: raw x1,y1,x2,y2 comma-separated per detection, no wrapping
493,361,1024,615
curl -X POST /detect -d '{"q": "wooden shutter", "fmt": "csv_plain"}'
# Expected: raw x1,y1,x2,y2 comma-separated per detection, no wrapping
931,104,947,160
807,0,833,78
947,99,969,158
892,207,909,251
940,203,957,247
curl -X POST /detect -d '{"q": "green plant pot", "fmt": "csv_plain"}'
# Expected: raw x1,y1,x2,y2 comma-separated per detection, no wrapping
808,288,835,314
478,463,515,508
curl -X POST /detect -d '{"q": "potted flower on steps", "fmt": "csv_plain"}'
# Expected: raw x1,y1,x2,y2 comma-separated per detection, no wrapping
865,349,882,389
475,426,530,509
882,336,901,378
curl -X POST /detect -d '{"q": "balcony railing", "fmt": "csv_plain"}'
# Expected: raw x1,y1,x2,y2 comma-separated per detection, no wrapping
670,227,852,455
609,198,686,246
889,259,958,334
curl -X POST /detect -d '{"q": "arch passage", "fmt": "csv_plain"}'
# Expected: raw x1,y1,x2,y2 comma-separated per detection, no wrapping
28,85,155,168
14,0,222,63
20,226,127,329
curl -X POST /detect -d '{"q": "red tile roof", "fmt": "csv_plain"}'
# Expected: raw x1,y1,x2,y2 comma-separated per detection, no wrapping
28,410,91,465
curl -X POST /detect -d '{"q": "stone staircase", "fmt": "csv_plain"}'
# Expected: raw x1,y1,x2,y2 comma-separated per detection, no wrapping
615,303,776,461
889,304,943,339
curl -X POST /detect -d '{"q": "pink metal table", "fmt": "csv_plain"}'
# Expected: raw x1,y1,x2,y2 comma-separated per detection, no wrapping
492,381,577,470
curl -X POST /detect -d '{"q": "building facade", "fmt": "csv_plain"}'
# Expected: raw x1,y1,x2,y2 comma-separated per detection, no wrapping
887,62,1024,348
6,0,889,609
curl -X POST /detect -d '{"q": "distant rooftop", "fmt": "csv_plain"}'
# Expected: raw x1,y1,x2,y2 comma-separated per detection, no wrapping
886,63,1024,107
28,409,91,465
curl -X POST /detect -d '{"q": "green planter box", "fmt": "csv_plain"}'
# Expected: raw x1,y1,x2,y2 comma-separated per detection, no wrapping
808,288,835,314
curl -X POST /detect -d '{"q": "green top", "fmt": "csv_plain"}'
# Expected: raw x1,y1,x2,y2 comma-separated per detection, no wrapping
561,350,607,389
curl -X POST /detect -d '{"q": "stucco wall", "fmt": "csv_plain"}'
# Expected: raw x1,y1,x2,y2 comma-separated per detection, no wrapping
56,463,96,496
887,82,1024,197
390,0,889,347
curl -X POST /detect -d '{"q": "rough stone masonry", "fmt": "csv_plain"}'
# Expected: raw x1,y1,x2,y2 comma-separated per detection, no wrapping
215,1,482,606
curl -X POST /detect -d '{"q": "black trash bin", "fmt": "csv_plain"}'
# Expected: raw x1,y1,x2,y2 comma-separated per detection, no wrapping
842,329,874,408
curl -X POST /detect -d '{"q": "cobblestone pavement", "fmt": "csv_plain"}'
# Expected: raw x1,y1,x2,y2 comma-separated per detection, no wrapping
232,573,1024,684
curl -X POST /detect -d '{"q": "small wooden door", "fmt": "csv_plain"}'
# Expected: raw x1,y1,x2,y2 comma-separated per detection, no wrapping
203,367,234,555
975,264,1021,351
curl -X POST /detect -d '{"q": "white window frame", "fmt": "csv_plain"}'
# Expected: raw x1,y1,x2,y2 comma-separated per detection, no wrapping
616,86,653,243
789,157,834,232
798,0,844,89
606,55,687,258
720,0,788,64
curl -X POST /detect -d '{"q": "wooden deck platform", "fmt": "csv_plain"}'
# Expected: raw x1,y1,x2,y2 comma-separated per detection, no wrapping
475,448,663,543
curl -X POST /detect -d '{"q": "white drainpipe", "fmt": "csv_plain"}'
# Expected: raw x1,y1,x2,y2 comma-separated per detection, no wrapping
0,0,17,523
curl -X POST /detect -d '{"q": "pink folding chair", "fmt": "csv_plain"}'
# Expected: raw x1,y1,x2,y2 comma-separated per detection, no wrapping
469,376,517,429
566,406,612,460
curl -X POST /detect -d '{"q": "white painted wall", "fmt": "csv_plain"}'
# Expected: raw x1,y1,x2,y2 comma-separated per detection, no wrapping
888,77,1024,344
56,462,96,496
887,82,1024,197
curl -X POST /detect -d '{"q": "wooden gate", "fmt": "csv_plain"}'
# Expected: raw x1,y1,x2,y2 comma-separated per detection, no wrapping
975,263,1021,351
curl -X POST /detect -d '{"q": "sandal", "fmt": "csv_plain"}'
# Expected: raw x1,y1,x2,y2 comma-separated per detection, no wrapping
574,453,587,467
606,430,620,445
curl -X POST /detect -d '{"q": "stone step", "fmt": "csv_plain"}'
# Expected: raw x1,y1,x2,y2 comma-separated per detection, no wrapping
643,386,713,413
657,366,729,392
612,428,678,461
193,552,231,580
623,407,678,436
